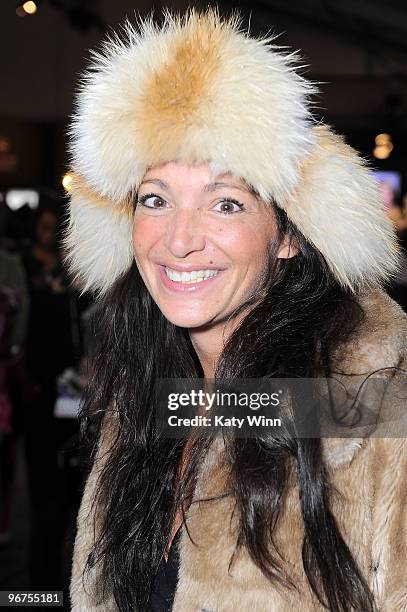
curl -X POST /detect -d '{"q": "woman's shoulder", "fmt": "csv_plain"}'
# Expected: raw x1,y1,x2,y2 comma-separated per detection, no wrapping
323,287,407,470
331,287,407,375
357,286,407,330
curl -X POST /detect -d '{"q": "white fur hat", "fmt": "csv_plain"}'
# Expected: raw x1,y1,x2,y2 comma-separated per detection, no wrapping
65,9,399,295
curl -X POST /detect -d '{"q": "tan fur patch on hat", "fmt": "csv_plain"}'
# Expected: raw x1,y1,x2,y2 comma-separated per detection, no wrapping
70,173,133,219
139,11,228,164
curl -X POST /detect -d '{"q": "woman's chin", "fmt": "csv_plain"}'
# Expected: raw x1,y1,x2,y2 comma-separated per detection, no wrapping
159,308,216,330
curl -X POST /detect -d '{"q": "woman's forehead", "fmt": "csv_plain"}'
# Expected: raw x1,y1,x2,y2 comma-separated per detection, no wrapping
141,162,257,195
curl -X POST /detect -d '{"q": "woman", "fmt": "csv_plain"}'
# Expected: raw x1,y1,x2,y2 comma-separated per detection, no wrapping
66,10,407,612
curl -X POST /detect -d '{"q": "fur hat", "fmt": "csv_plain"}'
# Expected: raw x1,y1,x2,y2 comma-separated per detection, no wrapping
65,9,399,295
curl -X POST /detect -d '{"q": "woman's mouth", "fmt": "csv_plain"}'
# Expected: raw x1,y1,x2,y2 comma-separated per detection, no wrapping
165,267,220,283
158,265,223,292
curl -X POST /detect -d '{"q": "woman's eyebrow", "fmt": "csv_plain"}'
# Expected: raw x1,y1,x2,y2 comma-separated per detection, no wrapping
139,178,169,190
204,181,251,194
139,178,255,195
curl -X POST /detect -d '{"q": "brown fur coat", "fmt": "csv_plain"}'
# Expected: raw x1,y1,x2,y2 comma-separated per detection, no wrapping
70,288,407,611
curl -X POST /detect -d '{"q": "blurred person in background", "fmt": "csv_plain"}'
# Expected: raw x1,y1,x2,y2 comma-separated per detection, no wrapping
22,202,79,589
0,207,30,546
0,286,18,543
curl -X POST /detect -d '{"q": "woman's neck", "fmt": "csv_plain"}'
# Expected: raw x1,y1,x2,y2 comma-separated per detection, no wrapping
190,318,239,378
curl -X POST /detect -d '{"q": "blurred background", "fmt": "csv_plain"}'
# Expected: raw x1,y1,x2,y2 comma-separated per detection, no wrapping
0,0,406,608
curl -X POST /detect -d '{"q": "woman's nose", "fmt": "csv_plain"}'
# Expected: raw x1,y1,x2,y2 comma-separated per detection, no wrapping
164,209,206,258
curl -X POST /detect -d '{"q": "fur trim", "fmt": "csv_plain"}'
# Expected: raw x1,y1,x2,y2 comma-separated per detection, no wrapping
284,125,400,290
66,9,400,294
64,175,134,295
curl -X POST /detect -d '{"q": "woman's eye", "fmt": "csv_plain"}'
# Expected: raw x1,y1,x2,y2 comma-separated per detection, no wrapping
212,199,244,214
137,194,168,209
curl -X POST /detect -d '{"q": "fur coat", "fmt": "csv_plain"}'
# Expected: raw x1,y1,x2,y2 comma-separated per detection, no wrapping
70,288,407,611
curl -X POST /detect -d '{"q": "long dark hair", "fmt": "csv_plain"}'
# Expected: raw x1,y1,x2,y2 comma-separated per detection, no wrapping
80,204,376,612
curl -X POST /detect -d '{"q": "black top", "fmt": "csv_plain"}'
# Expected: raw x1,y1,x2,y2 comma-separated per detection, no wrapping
147,528,181,612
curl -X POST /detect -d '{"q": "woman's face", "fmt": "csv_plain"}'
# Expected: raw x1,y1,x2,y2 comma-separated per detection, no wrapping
133,162,290,329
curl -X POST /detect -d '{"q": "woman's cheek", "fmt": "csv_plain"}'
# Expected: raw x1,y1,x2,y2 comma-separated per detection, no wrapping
132,215,153,255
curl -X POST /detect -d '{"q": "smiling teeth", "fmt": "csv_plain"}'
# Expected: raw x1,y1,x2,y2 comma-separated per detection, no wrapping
165,268,220,283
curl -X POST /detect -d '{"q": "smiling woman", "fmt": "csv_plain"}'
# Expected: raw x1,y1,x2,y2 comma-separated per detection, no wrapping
66,9,407,612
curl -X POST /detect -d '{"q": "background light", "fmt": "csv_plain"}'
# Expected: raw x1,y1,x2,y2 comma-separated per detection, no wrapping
375,133,391,146
5,189,39,210
16,1,38,17
62,172,73,192
23,1,37,14
373,133,393,160
373,147,389,160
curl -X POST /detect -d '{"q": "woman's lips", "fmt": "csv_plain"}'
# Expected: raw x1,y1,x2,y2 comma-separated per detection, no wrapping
157,265,224,292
